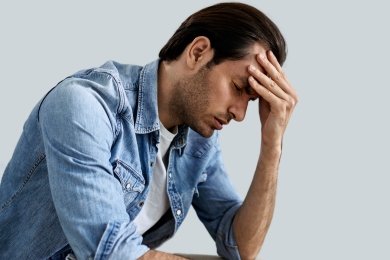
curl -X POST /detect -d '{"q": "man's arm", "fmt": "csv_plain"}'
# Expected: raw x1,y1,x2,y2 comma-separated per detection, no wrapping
39,78,149,259
233,51,298,259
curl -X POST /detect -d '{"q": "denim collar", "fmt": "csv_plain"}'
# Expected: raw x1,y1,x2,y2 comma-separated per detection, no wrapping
134,60,189,150
134,60,160,134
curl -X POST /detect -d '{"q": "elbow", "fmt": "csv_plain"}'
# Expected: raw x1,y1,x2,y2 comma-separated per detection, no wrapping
238,247,262,260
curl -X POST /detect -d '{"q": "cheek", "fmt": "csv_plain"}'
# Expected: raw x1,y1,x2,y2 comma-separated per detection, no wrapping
214,85,235,104
209,77,230,94
208,93,232,112
206,73,234,106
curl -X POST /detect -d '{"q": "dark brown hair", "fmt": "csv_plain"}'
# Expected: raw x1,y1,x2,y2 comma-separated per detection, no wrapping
159,2,287,66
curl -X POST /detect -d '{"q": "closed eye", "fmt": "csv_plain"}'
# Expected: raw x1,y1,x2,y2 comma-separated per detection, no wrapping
234,81,258,101
233,82,243,96
244,86,258,101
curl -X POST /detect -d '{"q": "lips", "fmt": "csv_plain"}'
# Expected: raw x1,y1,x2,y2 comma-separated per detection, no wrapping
214,117,226,130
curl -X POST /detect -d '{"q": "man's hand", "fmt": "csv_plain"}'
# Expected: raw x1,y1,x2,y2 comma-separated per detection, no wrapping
233,50,298,260
248,51,298,146
138,250,190,260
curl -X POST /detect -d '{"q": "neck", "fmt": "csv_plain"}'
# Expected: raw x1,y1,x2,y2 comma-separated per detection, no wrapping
157,60,181,131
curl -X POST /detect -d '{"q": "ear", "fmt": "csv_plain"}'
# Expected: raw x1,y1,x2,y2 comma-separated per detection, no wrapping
185,36,213,70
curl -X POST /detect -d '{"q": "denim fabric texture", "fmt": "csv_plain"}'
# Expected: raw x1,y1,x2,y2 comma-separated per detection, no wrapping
0,60,242,260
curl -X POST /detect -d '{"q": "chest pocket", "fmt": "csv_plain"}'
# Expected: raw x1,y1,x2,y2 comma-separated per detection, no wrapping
113,160,145,206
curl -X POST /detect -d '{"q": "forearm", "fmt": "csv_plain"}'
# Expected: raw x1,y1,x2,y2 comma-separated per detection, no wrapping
233,143,282,259
138,250,189,260
232,49,297,259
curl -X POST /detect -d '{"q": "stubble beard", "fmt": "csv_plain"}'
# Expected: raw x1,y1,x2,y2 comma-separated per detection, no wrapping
169,66,214,138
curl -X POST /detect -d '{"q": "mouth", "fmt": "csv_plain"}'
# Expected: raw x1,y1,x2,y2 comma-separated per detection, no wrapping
213,117,227,130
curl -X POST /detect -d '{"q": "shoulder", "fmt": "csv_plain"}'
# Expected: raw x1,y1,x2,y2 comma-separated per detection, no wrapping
49,61,143,116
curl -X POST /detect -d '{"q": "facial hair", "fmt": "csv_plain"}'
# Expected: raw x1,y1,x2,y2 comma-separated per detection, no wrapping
169,66,214,137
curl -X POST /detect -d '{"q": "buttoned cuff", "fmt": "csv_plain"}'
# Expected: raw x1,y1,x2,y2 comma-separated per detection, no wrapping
94,221,149,260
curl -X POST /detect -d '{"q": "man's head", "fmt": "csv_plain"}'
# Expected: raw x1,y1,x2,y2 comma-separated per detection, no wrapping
158,3,286,137
159,2,286,66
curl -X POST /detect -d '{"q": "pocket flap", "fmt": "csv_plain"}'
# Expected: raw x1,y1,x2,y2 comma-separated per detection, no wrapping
113,160,145,193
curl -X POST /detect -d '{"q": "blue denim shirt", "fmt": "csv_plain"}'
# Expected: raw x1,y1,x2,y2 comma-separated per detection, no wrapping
0,60,243,259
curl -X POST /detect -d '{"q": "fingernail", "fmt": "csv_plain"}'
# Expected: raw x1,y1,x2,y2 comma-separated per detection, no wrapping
249,65,255,72
259,54,265,60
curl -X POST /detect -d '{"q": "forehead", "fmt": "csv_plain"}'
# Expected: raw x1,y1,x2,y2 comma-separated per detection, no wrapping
215,42,268,76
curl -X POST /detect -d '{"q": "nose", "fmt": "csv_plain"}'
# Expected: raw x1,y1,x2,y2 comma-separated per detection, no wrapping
229,97,249,122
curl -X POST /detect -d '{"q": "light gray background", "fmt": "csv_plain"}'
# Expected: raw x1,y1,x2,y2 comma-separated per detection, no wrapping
1,1,389,259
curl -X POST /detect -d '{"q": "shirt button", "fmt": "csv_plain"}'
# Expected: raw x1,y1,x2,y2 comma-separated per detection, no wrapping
169,173,172,178
125,183,131,190
176,209,182,216
150,162,154,167
139,201,144,207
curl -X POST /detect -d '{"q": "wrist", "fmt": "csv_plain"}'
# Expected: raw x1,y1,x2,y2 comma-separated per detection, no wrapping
261,132,283,148
261,139,282,154
259,141,282,168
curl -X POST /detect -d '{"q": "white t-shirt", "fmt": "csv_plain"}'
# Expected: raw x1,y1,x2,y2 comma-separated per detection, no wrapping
133,122,177,235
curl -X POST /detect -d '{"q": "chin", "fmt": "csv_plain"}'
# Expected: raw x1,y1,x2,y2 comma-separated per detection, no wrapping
199,130,214,138
190,124,214,138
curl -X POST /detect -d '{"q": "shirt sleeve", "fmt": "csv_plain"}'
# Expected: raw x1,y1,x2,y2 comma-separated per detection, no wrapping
39,78,148,260
191,134,243,260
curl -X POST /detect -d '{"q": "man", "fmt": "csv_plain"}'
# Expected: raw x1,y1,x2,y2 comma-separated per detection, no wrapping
0,2,297,259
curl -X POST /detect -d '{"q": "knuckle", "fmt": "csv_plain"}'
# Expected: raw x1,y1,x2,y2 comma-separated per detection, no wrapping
270,80,276,88
291,100,296,108
289,97,296,107
273,72,281,82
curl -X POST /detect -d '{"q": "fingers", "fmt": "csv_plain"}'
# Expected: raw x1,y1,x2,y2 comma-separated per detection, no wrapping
248,65,289,102
249,51,298,108
266,52,297,99
267,51,283,73
248,75,282,109
257,52,292,96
